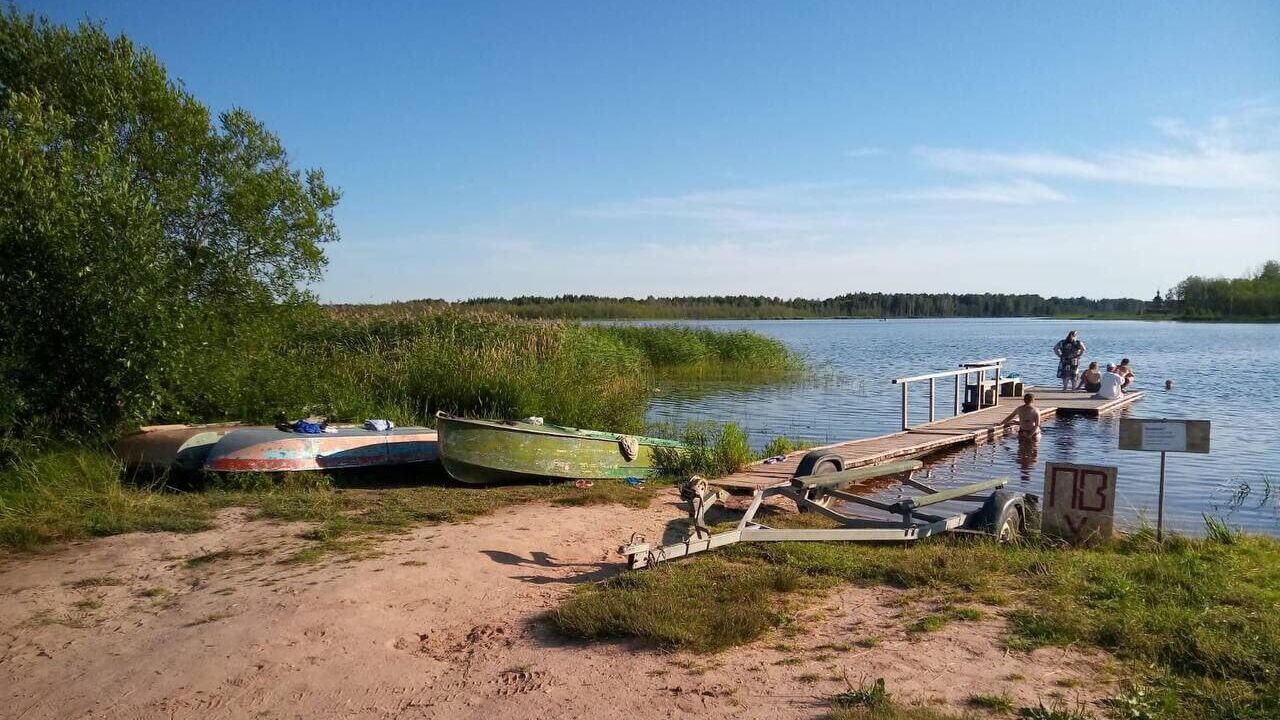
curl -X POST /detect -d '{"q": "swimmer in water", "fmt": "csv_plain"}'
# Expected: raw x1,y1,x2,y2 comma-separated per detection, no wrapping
1001,392,1042,441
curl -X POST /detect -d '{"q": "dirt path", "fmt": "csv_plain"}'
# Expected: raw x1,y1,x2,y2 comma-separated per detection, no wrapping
0,491,1112,719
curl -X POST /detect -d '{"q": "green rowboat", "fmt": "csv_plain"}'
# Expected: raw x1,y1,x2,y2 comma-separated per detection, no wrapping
435,412,686,484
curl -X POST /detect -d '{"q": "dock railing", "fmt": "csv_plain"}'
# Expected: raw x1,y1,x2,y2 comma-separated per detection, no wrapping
891,357,1006,430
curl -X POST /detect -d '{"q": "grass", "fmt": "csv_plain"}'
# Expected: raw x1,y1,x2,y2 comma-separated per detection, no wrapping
967,693,1015,712
0,442,666,557
650,422,813,479
552,555,827,652
0,311,799,552
589,324,801,379
555,528,1280,720
652,422,754,478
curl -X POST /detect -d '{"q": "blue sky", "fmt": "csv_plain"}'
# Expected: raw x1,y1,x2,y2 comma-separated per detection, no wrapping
30,1,1280,301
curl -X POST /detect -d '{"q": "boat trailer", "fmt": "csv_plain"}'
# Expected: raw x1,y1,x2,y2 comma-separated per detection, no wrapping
621,454,1035,570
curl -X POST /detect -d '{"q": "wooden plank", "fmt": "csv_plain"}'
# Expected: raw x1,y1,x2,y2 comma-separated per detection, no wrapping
713,386,1144,491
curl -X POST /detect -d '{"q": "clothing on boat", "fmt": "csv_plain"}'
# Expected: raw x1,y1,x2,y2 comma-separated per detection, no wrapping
292,419,325,434
1094,371,1125,400
1054,339,1085,379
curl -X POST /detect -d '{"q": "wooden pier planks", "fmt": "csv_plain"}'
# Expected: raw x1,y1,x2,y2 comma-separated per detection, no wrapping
715,387,1144,491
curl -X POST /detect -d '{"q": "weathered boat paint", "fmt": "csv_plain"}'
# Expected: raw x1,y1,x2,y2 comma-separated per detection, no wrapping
203,426,439,472
435,412,685,485
114,423,242,471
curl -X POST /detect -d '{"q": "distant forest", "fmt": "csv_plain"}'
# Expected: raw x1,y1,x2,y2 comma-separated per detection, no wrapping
337,261,1280,321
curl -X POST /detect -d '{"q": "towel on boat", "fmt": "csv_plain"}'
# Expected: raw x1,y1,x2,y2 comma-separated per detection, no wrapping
364,418,395,431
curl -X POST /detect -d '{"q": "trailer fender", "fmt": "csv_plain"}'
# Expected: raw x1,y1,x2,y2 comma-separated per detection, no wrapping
969,490,1026,541
792,451,844,510
793,450,843,477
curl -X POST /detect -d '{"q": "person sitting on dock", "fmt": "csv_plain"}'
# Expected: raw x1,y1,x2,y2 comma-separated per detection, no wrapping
1053,331,1086,391
1094,363,1125,400
1001,393,1042,441
1075,361,1102,393
1116,358,1135,389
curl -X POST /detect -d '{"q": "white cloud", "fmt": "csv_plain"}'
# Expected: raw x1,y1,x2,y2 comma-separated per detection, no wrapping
895,179,1068,204
916,107,1280,189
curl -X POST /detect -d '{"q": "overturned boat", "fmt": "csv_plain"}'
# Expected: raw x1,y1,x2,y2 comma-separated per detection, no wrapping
435,412,685,485
114,423,242,471
204,426,439,472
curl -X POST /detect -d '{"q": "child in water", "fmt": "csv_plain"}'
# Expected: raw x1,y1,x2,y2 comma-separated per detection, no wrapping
1001,393,1042,441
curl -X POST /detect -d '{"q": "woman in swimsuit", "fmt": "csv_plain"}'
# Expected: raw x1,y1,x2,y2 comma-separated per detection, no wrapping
1076,361,1102,393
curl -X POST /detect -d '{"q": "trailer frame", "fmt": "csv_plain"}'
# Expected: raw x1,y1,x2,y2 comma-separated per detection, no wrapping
621,458,1032,570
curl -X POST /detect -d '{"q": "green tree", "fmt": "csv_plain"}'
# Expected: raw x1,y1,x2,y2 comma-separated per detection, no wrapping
0,8,340,436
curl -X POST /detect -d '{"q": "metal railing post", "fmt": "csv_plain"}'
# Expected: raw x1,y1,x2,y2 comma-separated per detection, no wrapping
901,381,909,430
929,378,936,423
954,374,960,415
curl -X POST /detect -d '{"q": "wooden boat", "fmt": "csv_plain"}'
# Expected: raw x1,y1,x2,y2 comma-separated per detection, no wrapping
204,426,439,472
114,423,243,471
435,412,685,485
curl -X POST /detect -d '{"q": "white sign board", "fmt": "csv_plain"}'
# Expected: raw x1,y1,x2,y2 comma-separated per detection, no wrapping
1118,419,1210,454
1043,463,1117,543
1140,421,1187,452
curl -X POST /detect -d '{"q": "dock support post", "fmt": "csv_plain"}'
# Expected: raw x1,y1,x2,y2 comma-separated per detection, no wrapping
901,381,909,430
929,378,936,423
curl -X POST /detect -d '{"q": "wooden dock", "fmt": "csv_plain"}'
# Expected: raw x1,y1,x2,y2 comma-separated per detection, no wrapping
716,387,1144,491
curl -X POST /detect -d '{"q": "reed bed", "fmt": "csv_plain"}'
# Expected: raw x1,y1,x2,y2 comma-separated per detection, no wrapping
0,308,800,550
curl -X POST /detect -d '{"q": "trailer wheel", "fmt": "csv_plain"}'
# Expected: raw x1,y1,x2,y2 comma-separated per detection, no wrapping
992,498,1024,543
798,456,842,511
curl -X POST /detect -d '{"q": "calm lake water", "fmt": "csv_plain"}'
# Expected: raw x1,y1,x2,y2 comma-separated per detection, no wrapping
644,319,1280,535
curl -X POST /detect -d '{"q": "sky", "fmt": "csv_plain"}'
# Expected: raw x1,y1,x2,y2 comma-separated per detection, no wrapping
28,1,1280,301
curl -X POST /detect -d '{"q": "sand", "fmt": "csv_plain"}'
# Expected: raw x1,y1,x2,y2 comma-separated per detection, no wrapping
0,491,1112,719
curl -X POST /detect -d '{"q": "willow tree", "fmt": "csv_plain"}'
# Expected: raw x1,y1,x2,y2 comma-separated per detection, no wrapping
0,8,340,435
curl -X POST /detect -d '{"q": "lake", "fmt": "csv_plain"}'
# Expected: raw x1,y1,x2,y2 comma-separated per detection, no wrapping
645,318,1280,535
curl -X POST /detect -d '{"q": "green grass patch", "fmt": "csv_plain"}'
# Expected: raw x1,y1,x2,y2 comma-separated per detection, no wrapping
652,422,754,478
0,443,667,560
966,693,1015,712
553,556,830,652
555,531,1280,720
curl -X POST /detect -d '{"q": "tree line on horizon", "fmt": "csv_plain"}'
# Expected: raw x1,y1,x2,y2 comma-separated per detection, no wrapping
341,261,1280,321
340,292,1150,320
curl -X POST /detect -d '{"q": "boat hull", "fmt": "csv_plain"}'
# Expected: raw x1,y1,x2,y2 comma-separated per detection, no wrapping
435,412,683,485
203,426,439,472
114,424,242,471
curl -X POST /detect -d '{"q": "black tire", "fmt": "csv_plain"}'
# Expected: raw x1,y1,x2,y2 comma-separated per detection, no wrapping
988,492,1025,542
794,450,844,478
798,456,842,511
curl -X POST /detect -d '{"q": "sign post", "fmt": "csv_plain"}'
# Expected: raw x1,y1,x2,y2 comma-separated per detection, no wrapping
1118,418,1210,541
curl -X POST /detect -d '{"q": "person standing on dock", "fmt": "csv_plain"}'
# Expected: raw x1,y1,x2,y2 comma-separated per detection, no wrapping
1053,330,1086,390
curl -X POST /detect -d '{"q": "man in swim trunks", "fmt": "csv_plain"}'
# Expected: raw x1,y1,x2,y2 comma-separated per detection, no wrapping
1001,393,1042,441
1116,358,1135,389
